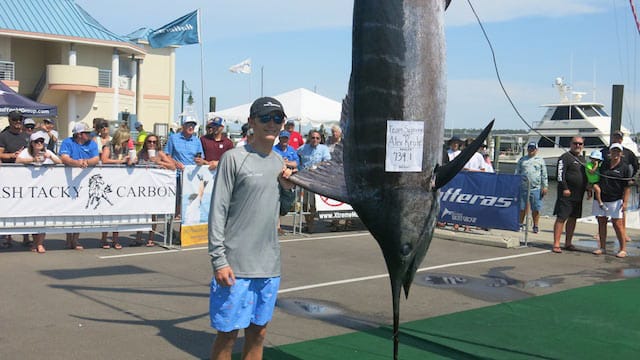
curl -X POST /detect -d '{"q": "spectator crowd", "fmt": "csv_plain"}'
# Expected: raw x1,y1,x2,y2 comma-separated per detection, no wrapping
0,109,343,252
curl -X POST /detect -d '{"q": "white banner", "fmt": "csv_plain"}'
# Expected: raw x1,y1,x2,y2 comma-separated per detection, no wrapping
315,194,358,219
0,165,176,217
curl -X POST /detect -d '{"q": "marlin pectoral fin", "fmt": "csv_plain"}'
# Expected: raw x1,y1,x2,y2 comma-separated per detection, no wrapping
288,144,350,204
434,119,495,189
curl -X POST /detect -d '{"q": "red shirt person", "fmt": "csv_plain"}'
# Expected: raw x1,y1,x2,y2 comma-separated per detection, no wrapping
201,117,234,171
284,120,304,150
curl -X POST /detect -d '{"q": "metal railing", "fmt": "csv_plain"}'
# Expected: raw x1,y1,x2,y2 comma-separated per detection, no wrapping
98,69,132,90
0,60,15,80
98,69,111,87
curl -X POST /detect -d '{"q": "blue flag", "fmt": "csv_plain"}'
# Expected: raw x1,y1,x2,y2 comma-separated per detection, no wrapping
148,10,200,48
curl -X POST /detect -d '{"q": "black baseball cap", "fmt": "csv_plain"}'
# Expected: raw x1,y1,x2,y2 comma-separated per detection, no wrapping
8,110,23,121
249,97,286,118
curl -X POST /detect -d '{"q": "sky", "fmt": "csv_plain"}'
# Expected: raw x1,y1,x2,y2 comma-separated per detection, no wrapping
75,0,640,131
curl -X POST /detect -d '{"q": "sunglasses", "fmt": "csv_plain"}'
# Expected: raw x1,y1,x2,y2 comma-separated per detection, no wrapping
146,140,157,144
572,142,584,145
258,114,284,125
310,136,321,140
32,139,45,144
25,125,35,129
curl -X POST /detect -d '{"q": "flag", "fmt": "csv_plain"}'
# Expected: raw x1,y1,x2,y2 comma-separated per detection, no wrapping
148,10,200,48
229,58,251,74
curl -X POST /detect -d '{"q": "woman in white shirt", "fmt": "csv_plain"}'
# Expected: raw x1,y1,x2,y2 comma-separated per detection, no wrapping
15,131,61,253
16,131,62,165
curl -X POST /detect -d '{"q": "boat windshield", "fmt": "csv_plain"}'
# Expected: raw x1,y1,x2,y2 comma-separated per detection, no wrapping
550,106,584,120
558,136,605,148
578,105,607,117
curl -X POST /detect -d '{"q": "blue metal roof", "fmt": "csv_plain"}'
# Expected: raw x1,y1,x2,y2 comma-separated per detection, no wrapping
0,0,133,45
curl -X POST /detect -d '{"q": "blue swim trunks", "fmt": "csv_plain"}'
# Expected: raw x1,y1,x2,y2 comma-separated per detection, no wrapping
209,277,280,332
519,187,543,212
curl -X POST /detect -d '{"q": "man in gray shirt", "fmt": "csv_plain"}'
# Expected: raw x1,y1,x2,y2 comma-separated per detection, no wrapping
208,97,294,360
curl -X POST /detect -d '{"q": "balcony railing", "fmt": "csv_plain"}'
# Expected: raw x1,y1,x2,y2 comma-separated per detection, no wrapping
98,69,131,90
0,61,15,80
98,69,111,88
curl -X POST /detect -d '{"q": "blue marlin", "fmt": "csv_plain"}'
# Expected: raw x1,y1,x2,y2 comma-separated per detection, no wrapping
290,1,493,358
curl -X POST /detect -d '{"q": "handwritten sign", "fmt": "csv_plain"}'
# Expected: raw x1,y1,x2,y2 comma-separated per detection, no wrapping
385,120,424,172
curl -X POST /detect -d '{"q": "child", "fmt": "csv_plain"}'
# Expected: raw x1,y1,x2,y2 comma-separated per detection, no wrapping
585,150,606,210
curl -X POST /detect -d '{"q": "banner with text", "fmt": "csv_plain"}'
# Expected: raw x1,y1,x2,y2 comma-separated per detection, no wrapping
437,172,521,231
315,195,358,220
0,166,176,217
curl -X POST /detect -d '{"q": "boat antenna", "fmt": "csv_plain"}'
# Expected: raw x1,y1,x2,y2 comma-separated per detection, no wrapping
592,61,597,102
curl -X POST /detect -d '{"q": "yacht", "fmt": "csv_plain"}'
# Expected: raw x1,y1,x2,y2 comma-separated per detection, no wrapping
498,78,640,177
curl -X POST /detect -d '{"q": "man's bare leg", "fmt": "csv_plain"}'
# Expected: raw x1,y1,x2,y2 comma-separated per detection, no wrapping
210,330,239,360
241,323,267,360
552,218,566,249
565,217,577,247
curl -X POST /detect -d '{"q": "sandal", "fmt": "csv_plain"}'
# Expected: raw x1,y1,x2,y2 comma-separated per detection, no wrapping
100,242,111,249
616,250,627,258
564,244,577,251
36,244,46,254
113,243,123,250
145,241,156,247
552,247,562,253
592,248,605,256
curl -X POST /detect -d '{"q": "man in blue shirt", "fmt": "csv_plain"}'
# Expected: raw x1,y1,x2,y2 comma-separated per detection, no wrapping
164,119,206,169
59,122,100,250
273,131,299,235
164,119,206,222
297,130,331,232
297,129,331,169
59,122,100,168
273,131,299,169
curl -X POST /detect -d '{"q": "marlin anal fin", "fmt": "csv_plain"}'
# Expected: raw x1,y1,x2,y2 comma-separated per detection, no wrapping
288,144,350,204
434,119,495,189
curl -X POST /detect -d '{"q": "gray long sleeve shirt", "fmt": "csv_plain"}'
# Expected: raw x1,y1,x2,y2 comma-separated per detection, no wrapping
208,145,284,277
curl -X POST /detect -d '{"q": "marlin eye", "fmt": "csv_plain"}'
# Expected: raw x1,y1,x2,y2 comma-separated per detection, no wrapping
401,243,412,256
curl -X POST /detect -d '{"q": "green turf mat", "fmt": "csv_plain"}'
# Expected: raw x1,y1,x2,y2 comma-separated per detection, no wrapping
261,278,640,359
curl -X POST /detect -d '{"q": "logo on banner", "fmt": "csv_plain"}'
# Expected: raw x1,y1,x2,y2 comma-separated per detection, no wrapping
86,174,114,210
440,207,477,224
439,187,514,208
320,196,344,207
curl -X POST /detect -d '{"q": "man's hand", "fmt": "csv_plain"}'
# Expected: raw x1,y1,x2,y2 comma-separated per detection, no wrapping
562,189,571,197
208,160,219,171
195,157,206,166
215,266,236,286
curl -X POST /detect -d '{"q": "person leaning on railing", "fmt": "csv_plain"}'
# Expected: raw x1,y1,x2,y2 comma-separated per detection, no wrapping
14,131,62,253
131,133,176,247
98,128,135,250
58,122,100,250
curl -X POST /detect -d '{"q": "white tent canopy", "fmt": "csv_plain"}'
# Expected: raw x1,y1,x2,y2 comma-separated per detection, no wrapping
209,88,342,131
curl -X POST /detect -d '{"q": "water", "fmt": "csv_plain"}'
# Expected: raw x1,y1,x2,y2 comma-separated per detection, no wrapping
540,180,603,217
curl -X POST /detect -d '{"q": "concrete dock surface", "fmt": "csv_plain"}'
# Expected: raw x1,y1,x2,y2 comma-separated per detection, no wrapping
1,216,639,359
